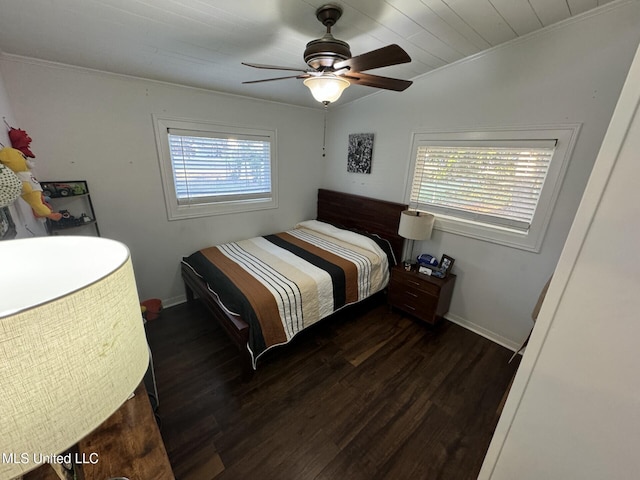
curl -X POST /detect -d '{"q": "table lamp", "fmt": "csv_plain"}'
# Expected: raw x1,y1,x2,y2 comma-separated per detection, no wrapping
0,236,149,480
398,209,435,265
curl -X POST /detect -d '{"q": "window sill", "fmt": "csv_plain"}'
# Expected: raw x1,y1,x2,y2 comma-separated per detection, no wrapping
433,214,540,252
166,197,278,221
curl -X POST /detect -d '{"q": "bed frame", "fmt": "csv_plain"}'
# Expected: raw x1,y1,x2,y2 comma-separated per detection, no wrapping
181,189,407,377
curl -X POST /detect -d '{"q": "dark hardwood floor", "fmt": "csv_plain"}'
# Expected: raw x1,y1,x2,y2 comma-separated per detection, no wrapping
145,295,519,480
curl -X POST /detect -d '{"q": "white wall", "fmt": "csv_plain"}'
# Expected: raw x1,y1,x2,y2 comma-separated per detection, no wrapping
0,68,47,239
480,38,640,479
0,58,325,304
322,2,640,348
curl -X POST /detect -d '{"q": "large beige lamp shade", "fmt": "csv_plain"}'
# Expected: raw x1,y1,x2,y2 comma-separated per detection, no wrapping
398,210,435,263
398,210,435,240
0,236,149,479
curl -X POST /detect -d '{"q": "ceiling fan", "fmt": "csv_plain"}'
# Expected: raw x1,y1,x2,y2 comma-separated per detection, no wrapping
242,3,413,104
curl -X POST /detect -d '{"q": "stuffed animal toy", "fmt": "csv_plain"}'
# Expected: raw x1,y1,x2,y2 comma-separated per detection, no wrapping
8,127,35,158
0,147,61,220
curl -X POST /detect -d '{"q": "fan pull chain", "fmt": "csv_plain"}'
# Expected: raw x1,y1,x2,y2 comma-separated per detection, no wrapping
322,105,328,157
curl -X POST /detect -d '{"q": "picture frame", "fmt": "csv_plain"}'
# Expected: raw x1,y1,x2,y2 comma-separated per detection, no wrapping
347,133,374,174
439,254,455,277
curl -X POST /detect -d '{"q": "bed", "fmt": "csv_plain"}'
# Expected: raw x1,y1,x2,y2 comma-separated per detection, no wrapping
181,189,407,376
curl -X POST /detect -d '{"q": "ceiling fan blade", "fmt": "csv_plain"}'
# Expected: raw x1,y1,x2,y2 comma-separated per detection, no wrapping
333,44,411,72
243,74,311,84
242,62,308,73
343,72,412,91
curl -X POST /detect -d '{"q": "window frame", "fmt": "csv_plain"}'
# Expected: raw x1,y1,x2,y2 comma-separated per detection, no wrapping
153,115,278,220
404,125,581,252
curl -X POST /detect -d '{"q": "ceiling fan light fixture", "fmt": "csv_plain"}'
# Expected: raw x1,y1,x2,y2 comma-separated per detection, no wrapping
303,75,350,104
242,4,412,99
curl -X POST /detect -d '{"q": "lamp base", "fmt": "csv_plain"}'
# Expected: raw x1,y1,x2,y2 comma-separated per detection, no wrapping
49,463,73,480
48,444,85,480
401,238,416,266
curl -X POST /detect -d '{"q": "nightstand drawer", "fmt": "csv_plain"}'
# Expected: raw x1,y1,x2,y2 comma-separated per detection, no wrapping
388,265,456,325
389,289,438,311
388,289,438,315
391,269,440,295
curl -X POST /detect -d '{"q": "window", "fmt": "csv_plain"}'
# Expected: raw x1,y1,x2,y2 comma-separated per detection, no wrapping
405,126,580,252
153,116,277,220
410,140,556,232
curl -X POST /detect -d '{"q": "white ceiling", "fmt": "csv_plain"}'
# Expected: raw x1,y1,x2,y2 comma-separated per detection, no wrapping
0,0,616,109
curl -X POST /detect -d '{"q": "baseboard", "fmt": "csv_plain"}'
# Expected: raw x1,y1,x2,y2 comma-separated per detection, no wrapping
445,313,520,352
162,294,187,308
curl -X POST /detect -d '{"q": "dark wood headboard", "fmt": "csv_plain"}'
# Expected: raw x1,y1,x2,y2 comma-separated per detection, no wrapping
316,189,407,263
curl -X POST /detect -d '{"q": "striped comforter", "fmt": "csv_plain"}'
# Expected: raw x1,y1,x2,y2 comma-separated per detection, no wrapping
182,220,390,367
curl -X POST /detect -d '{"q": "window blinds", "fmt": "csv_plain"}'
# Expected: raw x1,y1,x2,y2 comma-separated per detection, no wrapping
410,140,556,232
168,128,272,205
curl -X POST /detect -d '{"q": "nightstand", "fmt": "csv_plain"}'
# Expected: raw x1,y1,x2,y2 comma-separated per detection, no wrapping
388,265,456,325
24,383,173,480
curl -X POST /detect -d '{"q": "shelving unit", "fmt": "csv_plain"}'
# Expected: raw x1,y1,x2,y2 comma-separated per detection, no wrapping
41,180,100,236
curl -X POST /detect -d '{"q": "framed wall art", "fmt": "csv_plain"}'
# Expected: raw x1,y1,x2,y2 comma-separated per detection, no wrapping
347,133,374,174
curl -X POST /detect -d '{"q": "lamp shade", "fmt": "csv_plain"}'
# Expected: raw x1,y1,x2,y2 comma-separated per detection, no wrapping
303,75,350,104
398,210,435,240
0,236,149,478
